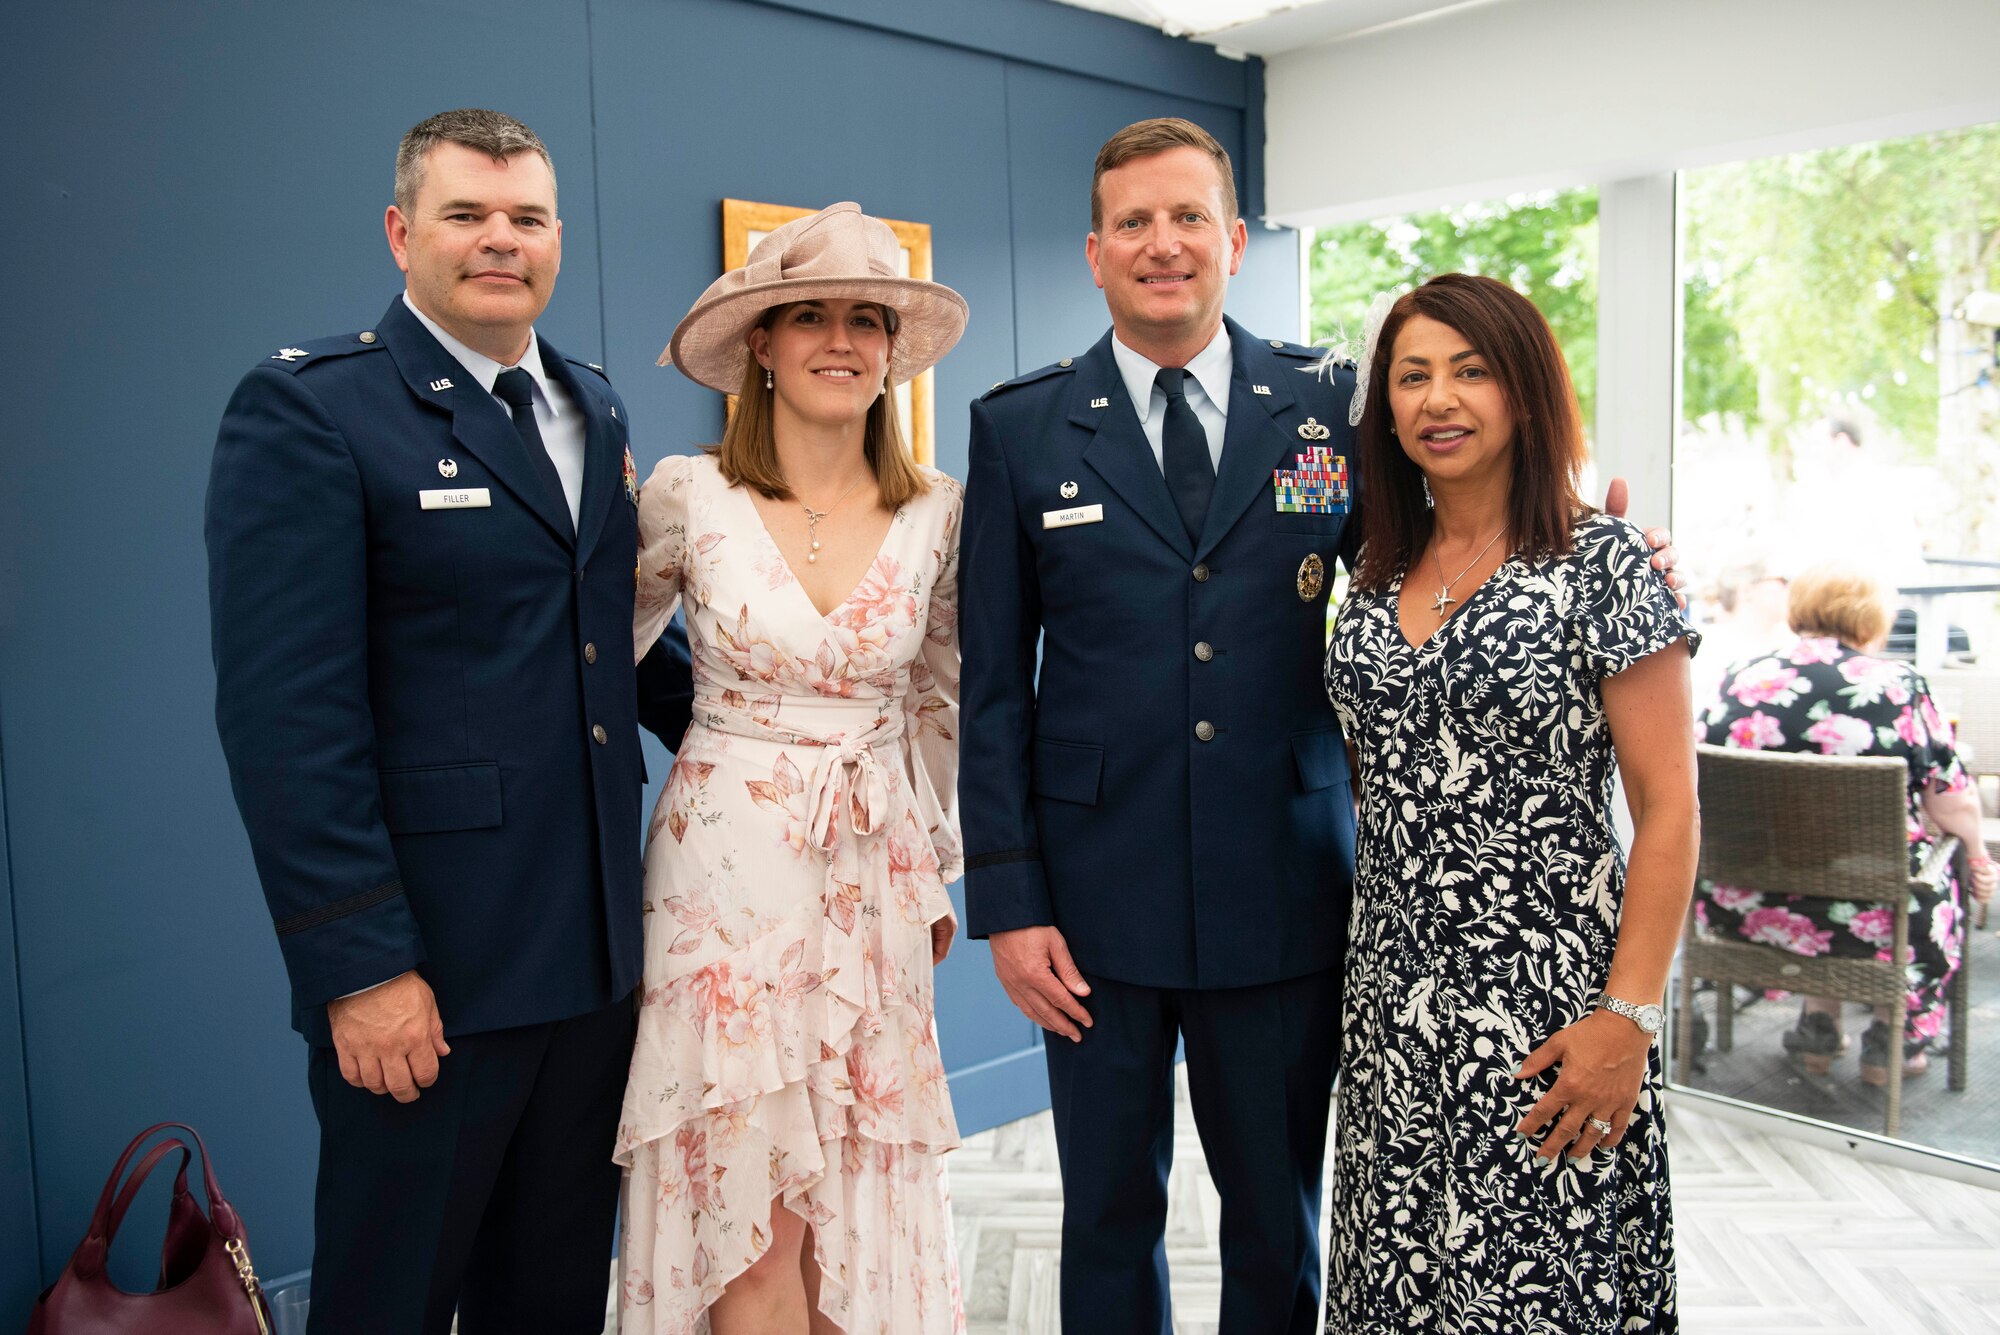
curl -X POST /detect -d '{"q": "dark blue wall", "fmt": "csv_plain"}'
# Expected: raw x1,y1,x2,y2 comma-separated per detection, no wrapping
0,0,1297,1312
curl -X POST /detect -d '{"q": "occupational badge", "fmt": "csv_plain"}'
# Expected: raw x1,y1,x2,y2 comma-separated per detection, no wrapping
437,458,459,479
1297,417,1331,441
1298,552,1325,602
1060,480,1079,500
622,447,639,505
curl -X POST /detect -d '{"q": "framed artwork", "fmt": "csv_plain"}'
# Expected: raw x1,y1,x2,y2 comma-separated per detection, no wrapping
721,198,937,465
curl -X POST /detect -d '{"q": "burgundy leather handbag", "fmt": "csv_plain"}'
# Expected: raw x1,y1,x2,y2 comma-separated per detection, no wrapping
27,1122,273,1335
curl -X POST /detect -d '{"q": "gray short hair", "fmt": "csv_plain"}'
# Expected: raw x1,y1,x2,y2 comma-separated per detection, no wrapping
394,109,556,214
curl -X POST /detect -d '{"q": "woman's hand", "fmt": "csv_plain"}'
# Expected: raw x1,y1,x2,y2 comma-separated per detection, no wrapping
1513,1009,1655,1160
931,913,957,966
1970,856,1997,905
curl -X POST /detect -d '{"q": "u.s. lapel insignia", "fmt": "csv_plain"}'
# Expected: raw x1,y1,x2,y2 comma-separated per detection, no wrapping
271,347,307,362
1060,480,1079,500
1251,384,1272,395
1090,397,1109,409
622,446,639,505
1298,417,1331,441
428,377,454,392
438,458,459,479
1297,552,1325,602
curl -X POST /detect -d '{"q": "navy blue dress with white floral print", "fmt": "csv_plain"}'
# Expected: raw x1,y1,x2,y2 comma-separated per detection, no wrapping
1323,514,1692,1334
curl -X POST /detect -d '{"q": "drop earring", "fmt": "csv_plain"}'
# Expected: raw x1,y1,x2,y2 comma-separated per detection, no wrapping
1422,474,1434,508
764,367,773,390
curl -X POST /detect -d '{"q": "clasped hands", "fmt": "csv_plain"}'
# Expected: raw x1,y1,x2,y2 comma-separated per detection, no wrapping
1513,1007,1654,1160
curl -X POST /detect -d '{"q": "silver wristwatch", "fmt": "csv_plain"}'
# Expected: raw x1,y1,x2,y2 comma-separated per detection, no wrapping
1596,995,1665,1037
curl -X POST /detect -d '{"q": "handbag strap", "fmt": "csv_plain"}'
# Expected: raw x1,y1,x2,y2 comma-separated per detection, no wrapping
79,1123,247,1263
104,1139,190,1241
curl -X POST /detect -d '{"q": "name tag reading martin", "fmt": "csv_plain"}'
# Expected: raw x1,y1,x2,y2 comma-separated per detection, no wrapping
419,488,492,510
1042,503,1104,530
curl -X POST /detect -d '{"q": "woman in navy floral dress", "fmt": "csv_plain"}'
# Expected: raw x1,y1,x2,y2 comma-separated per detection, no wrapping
1695,564,1995,1084
1323,275,1698,1333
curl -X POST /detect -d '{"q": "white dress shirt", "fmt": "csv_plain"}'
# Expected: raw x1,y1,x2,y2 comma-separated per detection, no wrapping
402,293,586,528
1110,324,1233,475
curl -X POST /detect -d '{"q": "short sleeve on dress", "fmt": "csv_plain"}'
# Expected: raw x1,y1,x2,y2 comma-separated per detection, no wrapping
1574,514,1699,679
632,452,693,663
1908,671,1972,796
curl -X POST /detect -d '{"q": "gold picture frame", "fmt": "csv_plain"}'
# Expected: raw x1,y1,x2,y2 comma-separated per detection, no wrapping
721,198,937,465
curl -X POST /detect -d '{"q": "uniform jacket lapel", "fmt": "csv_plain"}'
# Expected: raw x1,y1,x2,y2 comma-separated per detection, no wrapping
1195,318,1305,561
540,343,617,565
1074,332,1193,560
376,300,576,549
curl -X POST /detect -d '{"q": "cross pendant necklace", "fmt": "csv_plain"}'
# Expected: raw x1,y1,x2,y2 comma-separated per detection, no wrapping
1430,525,1507,618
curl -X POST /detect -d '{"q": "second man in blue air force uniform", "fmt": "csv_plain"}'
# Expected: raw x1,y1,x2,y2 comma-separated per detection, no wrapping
959,118,1677,1334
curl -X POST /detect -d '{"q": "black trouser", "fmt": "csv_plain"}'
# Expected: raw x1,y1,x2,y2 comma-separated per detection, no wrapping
305,993,636,1334
1044,967,1342,1335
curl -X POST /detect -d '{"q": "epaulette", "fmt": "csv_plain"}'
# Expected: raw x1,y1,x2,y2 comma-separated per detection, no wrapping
1260,337,1343,364
256,330,387,375
980,358,1079,401
567,356,613,384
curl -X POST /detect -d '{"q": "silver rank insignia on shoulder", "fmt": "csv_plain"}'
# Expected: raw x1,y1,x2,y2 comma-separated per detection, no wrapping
1090,397,1109,409
1298,417,1331,441
429,377,453,392
272,347,307,362
1252,384,1271,395
610,405,618,419
438,458,459,478
1060,480,1079,500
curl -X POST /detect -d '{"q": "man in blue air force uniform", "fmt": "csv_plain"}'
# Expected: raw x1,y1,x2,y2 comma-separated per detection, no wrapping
961,118,1356,1335
961,120,1674,1333
206,109,690,1334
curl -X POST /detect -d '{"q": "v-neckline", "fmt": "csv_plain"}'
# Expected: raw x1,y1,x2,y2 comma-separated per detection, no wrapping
735,476,898,623
1390,556,1516,653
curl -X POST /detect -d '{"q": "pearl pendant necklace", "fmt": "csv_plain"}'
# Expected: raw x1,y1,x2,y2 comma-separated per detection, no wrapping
800,474,868,564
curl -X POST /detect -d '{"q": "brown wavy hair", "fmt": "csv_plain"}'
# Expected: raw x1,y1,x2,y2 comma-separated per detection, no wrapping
711,302,930,510
1351,273,1591,591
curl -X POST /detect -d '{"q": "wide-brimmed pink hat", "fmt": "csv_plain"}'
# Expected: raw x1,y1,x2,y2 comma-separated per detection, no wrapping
665,202,968,393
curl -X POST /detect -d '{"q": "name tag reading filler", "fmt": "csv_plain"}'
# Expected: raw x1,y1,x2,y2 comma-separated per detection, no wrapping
1042,503,1104,530
419,488,492,510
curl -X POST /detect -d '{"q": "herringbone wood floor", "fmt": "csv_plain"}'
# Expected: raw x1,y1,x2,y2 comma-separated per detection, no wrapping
599,1074,2000,1332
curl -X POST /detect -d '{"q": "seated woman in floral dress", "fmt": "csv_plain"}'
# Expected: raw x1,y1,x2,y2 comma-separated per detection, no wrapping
1695,564,1995,1084
616,203,970,1334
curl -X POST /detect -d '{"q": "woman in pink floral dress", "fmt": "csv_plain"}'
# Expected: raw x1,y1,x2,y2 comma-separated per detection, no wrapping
615,203,970,1334
1695,563,1996,1085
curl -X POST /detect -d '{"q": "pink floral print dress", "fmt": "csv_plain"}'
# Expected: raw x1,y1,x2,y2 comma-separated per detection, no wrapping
616,452,965,1334
1695,636,1969,1048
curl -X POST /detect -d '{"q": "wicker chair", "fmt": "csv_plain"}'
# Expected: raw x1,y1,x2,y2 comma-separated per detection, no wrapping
1678,743,1970,1137
1925,666,2000,929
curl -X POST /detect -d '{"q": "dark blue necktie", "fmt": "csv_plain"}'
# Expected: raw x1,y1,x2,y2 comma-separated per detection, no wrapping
493,367,573,538
1156,366,1213,544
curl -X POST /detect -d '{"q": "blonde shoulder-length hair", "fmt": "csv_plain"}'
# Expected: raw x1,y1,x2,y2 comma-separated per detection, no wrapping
1787,563,1894,649
708,302,931,510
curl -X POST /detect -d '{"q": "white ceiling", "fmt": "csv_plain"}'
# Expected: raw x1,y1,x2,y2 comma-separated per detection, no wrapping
1047,0,1513,56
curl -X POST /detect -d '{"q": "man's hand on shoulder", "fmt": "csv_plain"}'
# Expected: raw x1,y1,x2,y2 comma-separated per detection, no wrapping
327,969,451,1102
989,925,1093,1042
1603,477,1684,607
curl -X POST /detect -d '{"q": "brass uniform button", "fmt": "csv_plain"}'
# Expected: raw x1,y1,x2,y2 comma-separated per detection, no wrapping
1194,721,1215,742
358,331,377,344
1194,642,1213,662
1269,339,1284,349
591,724,608,745
1058,357,1073,367
1192,563,1211,583
584,642,598,664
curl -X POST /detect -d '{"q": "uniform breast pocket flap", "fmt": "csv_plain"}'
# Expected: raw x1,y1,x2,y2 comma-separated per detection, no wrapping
379,761,504,834
1031,738,1104,806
